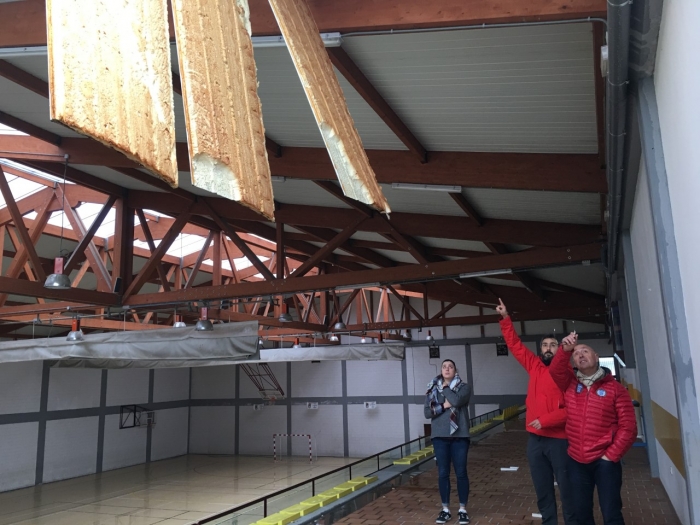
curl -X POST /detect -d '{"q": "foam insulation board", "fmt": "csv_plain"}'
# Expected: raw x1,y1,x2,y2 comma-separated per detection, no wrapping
47,0,178,186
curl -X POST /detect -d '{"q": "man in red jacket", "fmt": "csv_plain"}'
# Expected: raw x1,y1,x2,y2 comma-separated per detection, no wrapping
497,299,574,525
550,332,637,525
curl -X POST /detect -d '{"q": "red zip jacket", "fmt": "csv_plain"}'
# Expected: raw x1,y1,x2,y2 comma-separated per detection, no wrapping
499,317,567,439
549,348,637,463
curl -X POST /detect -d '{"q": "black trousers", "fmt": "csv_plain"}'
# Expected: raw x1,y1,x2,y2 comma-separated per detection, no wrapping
568,457,625,525
526,434,576,525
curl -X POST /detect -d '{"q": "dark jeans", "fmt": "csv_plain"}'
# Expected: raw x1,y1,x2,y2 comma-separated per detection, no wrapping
432,437,470,506
526,434,575,525
569,457,625,525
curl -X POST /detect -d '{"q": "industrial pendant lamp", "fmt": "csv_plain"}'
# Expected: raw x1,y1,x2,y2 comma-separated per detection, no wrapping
292,337,302,349
278,303,292,323
173,313,187,328
45,157,72,290
329,333,339,342
426,330,434,342
66,318,84,342
195,307,213,331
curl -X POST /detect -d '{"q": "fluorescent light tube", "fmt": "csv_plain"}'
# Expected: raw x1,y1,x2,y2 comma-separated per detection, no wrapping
391,183,462,193
459,269,512,279
252,32,342,48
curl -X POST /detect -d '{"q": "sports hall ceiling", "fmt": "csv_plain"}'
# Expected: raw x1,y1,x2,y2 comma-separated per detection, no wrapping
0,0,608,341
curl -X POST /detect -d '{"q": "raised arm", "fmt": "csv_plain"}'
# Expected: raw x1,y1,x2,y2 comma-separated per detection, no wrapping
497,299,539,373
549,335,577,392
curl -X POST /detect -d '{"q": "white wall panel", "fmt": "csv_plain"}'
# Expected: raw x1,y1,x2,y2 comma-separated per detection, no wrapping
239,363,287,399
471,343,529,395
346,360,403,397
191,365,236,399
630,168,677,416
238,405,287,456
153,368,190,403
43,417,98,483
106,369,149,407
291,361,342,398
656,440,690,525
407,403,429,441
0,361,42,415
347,404,404,457
150,407,189,461
291,404,343,457
0,422,38,492
405,346,467,396
102,414,147,471
189,407,236,455
47,368,101,411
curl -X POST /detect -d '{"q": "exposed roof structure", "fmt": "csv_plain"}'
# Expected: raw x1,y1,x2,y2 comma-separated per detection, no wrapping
0,0,608,342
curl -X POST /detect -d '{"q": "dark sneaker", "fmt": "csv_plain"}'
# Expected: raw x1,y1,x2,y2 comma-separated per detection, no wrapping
436,510,452,523
458,511,470,524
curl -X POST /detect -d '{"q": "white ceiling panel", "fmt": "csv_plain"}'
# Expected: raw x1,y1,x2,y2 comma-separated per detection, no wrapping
414,236,491,252
271,178,351,208
461,187,601,225
342,23,598,153
531,264,606,295
381,184,464,216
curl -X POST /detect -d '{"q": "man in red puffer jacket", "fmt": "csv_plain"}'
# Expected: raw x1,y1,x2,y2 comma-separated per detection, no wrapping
497,299,574,525
550,332,637,525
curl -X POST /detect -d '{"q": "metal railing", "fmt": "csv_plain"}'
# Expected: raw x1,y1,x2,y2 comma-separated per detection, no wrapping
470,408,501,427
197,435,433,525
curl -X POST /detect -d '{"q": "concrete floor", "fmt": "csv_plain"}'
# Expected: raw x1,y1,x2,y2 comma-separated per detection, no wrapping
0,455,356,525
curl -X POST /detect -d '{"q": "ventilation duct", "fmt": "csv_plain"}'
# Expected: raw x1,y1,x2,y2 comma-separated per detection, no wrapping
0,321,259,368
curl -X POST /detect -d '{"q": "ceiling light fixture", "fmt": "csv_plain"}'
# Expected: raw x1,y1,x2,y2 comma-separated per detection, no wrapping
173,314,187,328
292,337,302,349
333,321,346,330
279,303,293,323
44,157,72,290
252,32,341,48
195,307,213,331
458,269,513,279
329,334,339,342
391,182,462,193
426,330,434,342
66,318,84,342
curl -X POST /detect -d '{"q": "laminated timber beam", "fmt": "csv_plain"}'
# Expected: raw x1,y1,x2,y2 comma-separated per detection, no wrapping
126,242,602,306
0,0,607,48
0,135,606,193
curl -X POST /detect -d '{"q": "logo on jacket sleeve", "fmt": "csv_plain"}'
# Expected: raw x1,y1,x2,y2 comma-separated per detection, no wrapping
596,389,607,397
576,384,584,393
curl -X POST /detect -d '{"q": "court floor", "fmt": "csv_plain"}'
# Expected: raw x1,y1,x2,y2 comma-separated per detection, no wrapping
0,455,357,525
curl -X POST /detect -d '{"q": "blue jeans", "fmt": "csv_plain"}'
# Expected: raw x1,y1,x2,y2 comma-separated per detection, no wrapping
432,437,470,506
527,435,575,525
569,457,625,525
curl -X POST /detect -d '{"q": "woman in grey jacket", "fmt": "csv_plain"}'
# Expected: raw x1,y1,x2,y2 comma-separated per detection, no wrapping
424,359,472,525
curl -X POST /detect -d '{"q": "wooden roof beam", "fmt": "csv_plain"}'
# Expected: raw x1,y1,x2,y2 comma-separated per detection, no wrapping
327,46,427,162
0,135,606,193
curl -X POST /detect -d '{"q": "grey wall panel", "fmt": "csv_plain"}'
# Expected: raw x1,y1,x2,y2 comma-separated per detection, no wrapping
346,360,403,397
43,417,98,483
153,368,190,403
471,344,529,396
101,414,147,471
106,369,149,407
405,346,467,396
47,368,101,411
0,362,42,415
189,407,236,455
238,405,287,456
347,403,404,457
407,404,428,441
0,422,38,492
239,363,287,399
150,407,189,461
290,404,343,457
191,365,236,399
291,361,342,398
